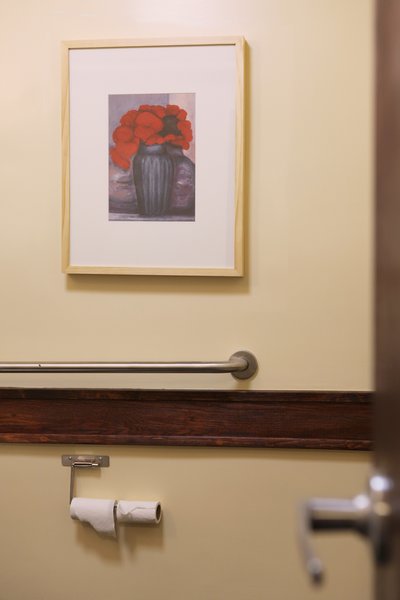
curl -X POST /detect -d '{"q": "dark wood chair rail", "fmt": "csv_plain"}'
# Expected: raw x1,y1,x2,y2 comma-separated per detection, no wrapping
0,388,372,450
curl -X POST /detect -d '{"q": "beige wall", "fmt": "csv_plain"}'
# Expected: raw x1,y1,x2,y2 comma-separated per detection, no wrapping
0,0,373,598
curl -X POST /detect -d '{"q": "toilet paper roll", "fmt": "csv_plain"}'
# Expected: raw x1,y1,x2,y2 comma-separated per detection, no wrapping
70,497,116,537
116,500,161,524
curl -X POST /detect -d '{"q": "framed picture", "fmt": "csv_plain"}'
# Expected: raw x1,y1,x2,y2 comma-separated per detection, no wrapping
62,37,245,276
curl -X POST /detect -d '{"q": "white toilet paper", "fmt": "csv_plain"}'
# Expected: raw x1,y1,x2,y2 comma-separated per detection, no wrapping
116,500,161,524
70,497,116,537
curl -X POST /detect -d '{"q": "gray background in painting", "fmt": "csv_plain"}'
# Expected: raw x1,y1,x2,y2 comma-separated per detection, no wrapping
109,94,169,143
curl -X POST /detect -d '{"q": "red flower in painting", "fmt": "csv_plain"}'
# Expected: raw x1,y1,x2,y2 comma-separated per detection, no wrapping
112,126,134,143
110,103,193,170
120,110,138,127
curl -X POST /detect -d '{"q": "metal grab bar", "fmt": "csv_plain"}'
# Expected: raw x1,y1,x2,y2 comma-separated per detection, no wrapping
0,351,258,380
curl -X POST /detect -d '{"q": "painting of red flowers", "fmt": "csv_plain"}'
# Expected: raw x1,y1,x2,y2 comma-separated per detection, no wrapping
109,93,195,221
63,38,244,275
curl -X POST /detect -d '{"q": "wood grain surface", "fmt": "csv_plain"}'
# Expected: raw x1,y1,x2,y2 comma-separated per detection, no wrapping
0,388,372,449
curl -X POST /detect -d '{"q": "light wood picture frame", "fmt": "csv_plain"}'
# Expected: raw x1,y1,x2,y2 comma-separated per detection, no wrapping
62,37,245,276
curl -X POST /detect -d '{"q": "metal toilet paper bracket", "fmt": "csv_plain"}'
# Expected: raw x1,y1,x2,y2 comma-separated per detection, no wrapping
62,455,110,503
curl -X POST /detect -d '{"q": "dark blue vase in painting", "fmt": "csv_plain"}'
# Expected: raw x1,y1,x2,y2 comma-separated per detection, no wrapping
133,144,174,217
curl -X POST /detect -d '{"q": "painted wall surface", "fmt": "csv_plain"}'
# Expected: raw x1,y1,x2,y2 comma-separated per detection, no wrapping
0,0,373,599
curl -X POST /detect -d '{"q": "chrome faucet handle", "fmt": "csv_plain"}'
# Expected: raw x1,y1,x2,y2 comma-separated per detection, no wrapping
299,495,371,584
298,502,324,584
299,496,369,584
298,475,393,585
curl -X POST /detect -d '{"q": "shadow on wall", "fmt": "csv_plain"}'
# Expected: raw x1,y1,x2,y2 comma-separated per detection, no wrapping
74,517,164,561
65,272,250,297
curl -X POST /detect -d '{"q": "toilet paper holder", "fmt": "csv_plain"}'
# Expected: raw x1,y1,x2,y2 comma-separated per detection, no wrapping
62,455,110,503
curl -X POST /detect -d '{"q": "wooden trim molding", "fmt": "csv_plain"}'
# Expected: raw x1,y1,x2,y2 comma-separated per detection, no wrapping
0,388,372,450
